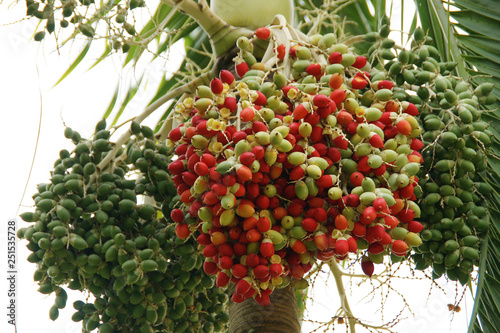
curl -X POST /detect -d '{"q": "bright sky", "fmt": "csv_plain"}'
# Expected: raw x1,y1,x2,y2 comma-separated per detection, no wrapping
0,1,476,333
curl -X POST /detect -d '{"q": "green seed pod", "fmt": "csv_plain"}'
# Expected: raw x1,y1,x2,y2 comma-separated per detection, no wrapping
444,250,460,267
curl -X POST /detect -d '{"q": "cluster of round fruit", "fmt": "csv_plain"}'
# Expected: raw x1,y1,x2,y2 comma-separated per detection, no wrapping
18,120,229,333
359,26,495,284
362,24,495,283
166,25,426,305
26,0,143,43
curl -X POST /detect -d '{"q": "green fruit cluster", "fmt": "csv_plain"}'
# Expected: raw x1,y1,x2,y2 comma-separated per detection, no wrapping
18,120,229,333
364,27,495,283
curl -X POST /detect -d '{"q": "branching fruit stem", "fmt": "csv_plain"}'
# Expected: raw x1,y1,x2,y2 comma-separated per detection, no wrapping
329,260,357,333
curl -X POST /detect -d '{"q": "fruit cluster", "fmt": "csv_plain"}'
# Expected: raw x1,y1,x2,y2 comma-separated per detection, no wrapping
18,121,229,333
166,25,426,305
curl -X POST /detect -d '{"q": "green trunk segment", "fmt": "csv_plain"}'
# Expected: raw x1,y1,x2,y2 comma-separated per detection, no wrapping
228,285,301,333
165,0,253,58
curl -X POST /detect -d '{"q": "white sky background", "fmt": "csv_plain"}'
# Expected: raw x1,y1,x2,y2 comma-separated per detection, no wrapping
0,1,476,332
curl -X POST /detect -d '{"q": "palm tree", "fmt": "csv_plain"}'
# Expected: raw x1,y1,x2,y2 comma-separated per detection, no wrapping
18,0,499,332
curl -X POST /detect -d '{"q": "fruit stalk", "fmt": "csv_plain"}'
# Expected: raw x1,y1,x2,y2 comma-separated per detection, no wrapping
329,260,356,333
162,0,252,57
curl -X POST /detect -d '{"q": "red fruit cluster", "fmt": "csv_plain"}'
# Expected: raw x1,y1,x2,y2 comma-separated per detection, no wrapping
166,27,424,304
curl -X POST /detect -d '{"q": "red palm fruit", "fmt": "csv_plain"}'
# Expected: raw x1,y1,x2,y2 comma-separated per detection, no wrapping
276,43,286,60
408,221,424,233
222,175,236,187
347,236,358,253
378,112,392,125
317,106,331,119
260,239,275,258
203,260,218,275
168,126,183,141
311,126,324,143
335,214,348,230
220,69,235,85
352,56,367,69
390,198,405,215
254,91,267,105
356,156,371,174
232,264,248,279
269,196,279,209
349,171,364,186
256,195,270,210
252,146,265,160
219,256,233,270
383,125,399,140
240,107,255,122
361,258,374,277
269,165,283,179
315,174,335,188
236,203,255,219
328,51,342,64
174,143,188,155
251,172,264,183
252,121,268,133
314,231,329,250
329,73,343,90
233,242,247,256
246,253,260,268
361,207,377,225
333,135,349,149
368,134,384,148
216,271,231,287
236,61,249,77
409,151,423,163
345,121,358,135
373,197,388,212
370,225,386,241
170,209,184,223
398,209,415,223
236,165,252,182
392,240,409,256
239,152,256,166
306,63,322,76
175,223,190,239
255,26,271,39
257,217,271,233
236,277,252,295
180,189,194,203
246,183,260,199
302,218,318,232
272,206,287,220
313,94,330,108
182,171,198,186
377,80,394,90
334,238,349,256
290,264,305,279
197,233,211,246
346,193,360,207
210,78,223,94
270,263,283,277
308,197,325,208
292,103,309,120
288,202,304,217
330,89,347,105
232,130,247,143
403,102,419,116
231,292,245,303
211,183,228,196
211,231,227,246
352,222,367,237
313,208,327,222
337,110,353,125
384,215,399,229
200,153,216,168
167,159,184,175
290,239,307,254
202,191,218,206
290,166,306,180
368,242,384,255
242,216,258,231
229,227,242,241
327,147,341,163
219,243,234,257
385,100,399,112
223,98,237,114
194,162,209,176
253,265,270,279
410,138,424,151
400,184,414,199
373,164,387,176
202,244,218,257
396,119,412,135
351,76,368,89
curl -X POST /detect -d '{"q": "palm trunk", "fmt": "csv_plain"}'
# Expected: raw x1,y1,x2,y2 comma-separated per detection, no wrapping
228,285,301,333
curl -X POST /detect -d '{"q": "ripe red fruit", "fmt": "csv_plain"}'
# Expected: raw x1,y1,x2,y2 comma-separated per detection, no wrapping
260,239,275,258
219,70,235,85
352,56,367,69
349,172,364,186
170,209,184,223
255,293,271,306
360,207,377,225
314,232,328,250
368,242,384,255
332,135,349,150
377,80,394,90
210,78,223,94
408,221,424,233
334,238,349,256
361,258,374,277
236,61,249,77
392,240,409,256
253,265,270,279
216,271,230,287
351,76,368,89
302,218,318,232
396,119,412,135
293,103,309,120
373,197,388,212
335,215,348,230
330,89,347,105
403,102,419,116
232,264,248,278
352,222,367,238
290,239,307,254
246,253,260,268
269,263,283,277
174,223,190,239
255,27,271,39
306,63,322,76
276,43,286,60
328,52,342,64
236,278,252,295
203,261,218,275
337,110,353,125
369,134,384,148
398,209,415,223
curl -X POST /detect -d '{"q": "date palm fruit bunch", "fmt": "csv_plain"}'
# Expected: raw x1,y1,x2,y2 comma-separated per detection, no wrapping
166,17,430,305
18,120,229,333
